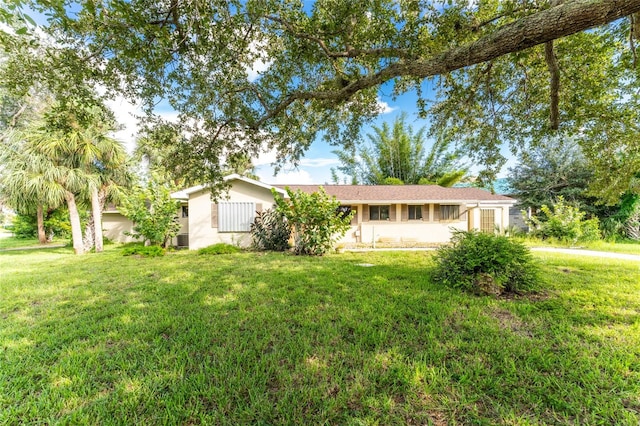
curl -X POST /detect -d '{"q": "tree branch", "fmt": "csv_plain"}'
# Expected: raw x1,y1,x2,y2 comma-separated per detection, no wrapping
9,102,28,128
545,41,560,130
265,15,412,60
631,13,640,67
253,0,640,128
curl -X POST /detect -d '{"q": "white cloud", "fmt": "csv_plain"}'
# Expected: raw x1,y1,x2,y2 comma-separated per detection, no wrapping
376,98,396,114
247,56,272,82
253,147,279,166
255,167,314,185
299,158,340,168
105,95,142,154
246,40,273,82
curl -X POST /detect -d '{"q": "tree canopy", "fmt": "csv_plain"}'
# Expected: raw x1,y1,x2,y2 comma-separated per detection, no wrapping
4,1,640,198
507,137,599,214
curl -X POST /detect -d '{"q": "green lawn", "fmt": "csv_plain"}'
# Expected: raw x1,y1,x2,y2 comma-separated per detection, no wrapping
0,236,67,251
1,247,639,424
523,238,640,255
583,240,640,255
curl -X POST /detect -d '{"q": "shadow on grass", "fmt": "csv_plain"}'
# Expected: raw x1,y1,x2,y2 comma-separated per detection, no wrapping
1,251,639,424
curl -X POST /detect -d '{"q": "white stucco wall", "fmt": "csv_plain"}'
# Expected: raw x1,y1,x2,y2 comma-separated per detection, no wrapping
336,202,514,245
102,213,140,243
333,203,468,244
187,180,278,250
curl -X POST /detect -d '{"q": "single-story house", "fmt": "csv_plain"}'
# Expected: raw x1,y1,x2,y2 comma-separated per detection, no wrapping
103,174,517,250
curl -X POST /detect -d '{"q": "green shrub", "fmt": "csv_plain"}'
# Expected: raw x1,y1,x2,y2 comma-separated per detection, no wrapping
7,209,72,240
197,243,242,255
250,208,291,251
273,187,353,256
7,214,36,238
527,197,600,244
432,231,538,296
122,244,165,257
119,175,181,248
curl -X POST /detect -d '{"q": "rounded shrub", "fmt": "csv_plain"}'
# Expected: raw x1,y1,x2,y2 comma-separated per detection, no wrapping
432,230,538,295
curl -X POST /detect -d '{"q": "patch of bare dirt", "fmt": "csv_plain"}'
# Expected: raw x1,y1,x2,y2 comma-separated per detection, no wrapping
492,307,535,338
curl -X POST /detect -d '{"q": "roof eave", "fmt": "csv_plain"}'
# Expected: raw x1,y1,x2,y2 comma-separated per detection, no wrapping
336,199,516,204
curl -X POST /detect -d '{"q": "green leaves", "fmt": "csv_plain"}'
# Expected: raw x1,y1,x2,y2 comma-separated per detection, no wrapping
527,197,601,245
273,187,353,256
6,0,640,201
119,175,181,247
432,230,539,295
250,208,291,252
334,112,467,186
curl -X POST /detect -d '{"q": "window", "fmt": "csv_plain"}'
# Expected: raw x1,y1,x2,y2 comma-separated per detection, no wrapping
218,202,256,232
336,205,352,219
440,205,460,221
181,206,189,218
369,205,390,221
408,205,422,220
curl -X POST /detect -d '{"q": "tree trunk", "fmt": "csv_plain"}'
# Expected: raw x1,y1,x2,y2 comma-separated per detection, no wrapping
83,216,95,252
36,204,47,244
92,186,105,253
65,191,85,255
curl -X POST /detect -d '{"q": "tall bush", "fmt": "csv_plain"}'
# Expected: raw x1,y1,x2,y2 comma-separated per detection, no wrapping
432,231,538,296
526,196,600,244
119,176,181,247
273,187,353,256
250,208,291,251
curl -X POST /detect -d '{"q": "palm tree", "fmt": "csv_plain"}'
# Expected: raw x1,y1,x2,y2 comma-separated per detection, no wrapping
2,130,74,243
83,145,132,253
24,124,94,254
32,105,129,253
0,136,66,243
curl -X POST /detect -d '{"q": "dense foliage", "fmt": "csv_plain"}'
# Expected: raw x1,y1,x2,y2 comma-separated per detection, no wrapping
119,176,181,248
3,1,639,198
507,138,599,213
273,187,353,256
7,209,72,240
602,194,640,241
527,197,601,245
432,231,538,296
250,208,291,252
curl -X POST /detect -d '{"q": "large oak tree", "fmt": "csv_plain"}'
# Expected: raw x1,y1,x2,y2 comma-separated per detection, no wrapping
6,0,640,198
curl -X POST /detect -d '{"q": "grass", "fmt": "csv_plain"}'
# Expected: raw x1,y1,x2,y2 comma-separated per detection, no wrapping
1,247,639,424
582,240,640,255
522,237,640,255
0,236,67,251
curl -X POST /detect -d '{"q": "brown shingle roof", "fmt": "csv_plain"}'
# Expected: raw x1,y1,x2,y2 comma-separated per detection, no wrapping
273,185,515,203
